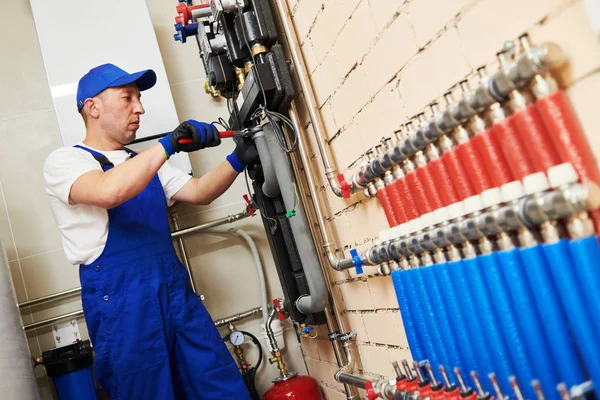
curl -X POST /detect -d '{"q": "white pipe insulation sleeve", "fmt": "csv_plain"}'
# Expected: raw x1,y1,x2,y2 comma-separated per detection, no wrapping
0,240,41,400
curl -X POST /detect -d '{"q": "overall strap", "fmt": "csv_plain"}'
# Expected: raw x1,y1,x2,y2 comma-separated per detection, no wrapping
73,144,114,170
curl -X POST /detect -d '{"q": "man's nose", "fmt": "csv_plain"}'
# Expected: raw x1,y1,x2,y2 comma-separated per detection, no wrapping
133,98,145,115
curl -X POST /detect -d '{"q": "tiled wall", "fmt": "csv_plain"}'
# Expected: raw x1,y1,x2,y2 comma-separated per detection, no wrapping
288,0,600,398
1,1,306,398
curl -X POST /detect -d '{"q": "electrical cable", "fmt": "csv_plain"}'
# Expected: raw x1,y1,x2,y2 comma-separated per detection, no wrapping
238,330,263,371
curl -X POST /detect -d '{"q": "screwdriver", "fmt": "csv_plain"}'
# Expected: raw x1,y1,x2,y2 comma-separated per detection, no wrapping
393,361,408,394
177,130,239,144
531,379,546,400
414,361,434,399
454,367,477,400
489,373,508,400
470,371,494,400
424,362,446,400
557,383,571,400
439,366,461,400
508,376,525,400
402,359,421,398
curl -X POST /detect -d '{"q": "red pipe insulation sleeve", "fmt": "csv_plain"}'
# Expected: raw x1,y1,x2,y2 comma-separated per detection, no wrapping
406,171,432,215
512,104,561,173
492,116,536,180
377,187,399,227
472,130,513,187
384,183,408,224
456,141,493,194
536,90,600,186
442,149,476,201
394,178,420,221
416,164,444,211
430,158,459,206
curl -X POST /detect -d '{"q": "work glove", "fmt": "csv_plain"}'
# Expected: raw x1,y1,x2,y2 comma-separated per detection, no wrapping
159,120,221,158
226,136,259,173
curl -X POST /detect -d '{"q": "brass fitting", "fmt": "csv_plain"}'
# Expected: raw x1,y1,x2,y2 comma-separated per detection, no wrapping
269,351,288,377
251,44,268,57
235,67,246,92
204,81,220,98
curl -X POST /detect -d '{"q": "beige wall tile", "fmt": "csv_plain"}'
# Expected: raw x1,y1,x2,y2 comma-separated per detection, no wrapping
458,0,563,68
302,41,320,75
367,275,399,309
345,312,370,342
330,67,372,129
315,338,338,364
20,249,79,300
529,1,600,86
408,0,469,47
367,0,405,31
310,0,361,62
170,80,230,126
358,344,394,376
362,312,407,346
311,53,343,107
301,335,321,359
330,124,366,171
320,101,340,139
0,2,53,120
356,83,406,151
361,13,418,94
399,28,471,116
293,0,324,42
330,213,355,249
0,111,64,258
10,260,27,304
0,182,17,261
568,71,600,159
347,200,389,245
332,1,378,77
322,386,347,400
338,279,374,310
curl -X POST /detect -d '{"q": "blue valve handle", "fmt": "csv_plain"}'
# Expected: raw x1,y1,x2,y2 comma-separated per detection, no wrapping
543,239,600,396
496,249,559,400
434,262,477,385
173,22,199,43
350,249,364,275
421,264,461,380
568,236,600,339
402,269,436,363
462,256,514,396
478,253,535,396
519,245,585,388
446,260,494,394
391,270,425,361
412,267,450,373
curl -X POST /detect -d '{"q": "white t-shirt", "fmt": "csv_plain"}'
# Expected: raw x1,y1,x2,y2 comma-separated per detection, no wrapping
43,143,192,266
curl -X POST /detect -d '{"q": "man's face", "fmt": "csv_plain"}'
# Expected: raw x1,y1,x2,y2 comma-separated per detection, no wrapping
95,83,145,144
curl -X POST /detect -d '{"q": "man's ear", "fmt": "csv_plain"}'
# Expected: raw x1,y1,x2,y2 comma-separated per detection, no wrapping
83,98,100,120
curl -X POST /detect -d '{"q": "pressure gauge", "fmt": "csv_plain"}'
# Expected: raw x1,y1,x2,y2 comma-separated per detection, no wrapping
229,331,244,346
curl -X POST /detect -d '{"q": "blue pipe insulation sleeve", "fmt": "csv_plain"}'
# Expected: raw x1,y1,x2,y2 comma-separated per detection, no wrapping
567,236,600,339
495,249,559,400
519,245,586,388
461,256,514,396
401,269,436,363
446,260,494,394
413,267,450,375
433,262,477,384
478,253,536,394
391,270,425,361
543,239,600,395
421,265,462,378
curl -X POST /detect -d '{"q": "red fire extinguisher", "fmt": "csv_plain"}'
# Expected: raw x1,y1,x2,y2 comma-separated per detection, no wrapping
262,372,323,400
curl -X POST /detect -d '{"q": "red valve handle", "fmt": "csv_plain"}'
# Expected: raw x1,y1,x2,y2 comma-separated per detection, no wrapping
337,174,351,199
364,381,378,400
175,2,210,26
273,299,285,321
243,194,255,216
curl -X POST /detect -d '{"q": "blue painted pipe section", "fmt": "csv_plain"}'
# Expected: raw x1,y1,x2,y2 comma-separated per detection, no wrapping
434,262,477,384
519,245,585,388
391,269,425,361
412,267,450,374
478,253,535,392
496,249,559,400
568,236,600,339
462,256,514,396
402,269,436,363
421,264,462,377
446,260,494,394
543,239,600,396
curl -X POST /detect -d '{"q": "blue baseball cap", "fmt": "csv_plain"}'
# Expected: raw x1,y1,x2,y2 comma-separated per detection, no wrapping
76,63,157,111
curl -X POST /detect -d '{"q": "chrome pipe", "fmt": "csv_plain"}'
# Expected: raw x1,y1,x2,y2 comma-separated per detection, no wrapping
23,310,84,332
274,0,355,198
19,287,81,309
171,208,251,237
336,372,370,389
170,209,198,294
213,306,263,327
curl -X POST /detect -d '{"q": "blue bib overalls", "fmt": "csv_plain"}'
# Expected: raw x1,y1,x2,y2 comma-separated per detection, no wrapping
75,145,250,399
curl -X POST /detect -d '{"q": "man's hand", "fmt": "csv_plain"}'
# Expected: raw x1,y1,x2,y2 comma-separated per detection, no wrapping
159,120,221,157
226,136,259,173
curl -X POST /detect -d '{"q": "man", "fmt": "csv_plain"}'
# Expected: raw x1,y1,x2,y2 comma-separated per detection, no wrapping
43,63,255,399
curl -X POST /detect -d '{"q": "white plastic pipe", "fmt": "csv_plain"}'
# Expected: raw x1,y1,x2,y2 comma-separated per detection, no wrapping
202,228,269,324
0,239,41,400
